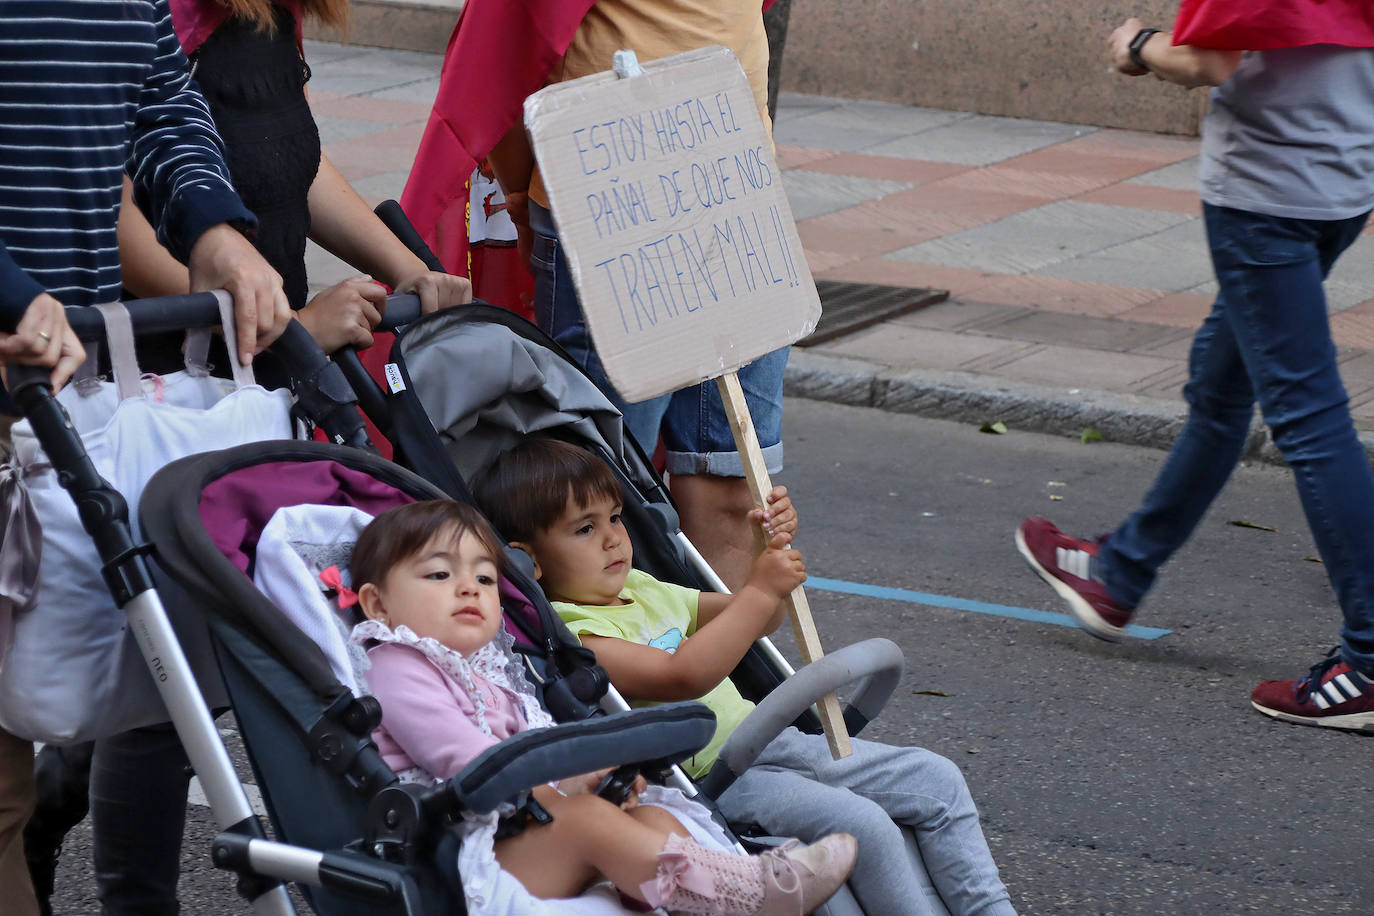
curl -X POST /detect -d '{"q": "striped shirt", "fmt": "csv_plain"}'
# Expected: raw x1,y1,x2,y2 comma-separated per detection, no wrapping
0,0,254,331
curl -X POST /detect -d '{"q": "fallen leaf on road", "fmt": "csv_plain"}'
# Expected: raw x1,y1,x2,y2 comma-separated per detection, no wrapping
913,690,951,697
1049,494,1064,501
1228,520,1278,533
1303,556,1323,564
1048,481,1066,487
979,420,1008,435
1080,427,1102,443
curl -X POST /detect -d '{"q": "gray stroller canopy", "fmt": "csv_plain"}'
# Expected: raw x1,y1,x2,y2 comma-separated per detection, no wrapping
396,312,657,492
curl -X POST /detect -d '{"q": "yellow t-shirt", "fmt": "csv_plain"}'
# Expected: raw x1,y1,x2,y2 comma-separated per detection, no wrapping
528,0,772,208
553,568,755,779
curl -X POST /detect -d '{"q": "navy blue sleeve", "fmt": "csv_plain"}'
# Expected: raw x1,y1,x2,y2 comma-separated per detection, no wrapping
126,0,256,262
0,243,45,335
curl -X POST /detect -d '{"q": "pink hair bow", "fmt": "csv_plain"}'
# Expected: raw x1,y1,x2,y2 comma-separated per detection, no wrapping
637,849,716,908
319,566,358,610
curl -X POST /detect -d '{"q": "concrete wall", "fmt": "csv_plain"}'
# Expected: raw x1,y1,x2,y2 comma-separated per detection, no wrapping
779,0,1209,135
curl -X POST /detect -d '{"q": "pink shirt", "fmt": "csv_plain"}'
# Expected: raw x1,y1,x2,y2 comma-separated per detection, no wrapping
365,642,527,781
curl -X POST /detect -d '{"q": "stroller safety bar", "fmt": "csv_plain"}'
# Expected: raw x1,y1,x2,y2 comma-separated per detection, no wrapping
438,702,716,816
699,638,905,798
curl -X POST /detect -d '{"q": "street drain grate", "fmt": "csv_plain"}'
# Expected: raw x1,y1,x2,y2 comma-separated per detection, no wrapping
797,280,949,347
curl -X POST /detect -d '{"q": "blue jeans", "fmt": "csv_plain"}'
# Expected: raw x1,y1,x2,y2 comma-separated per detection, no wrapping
528,204,787,476
1099,203,1374,674
717,728,1015,915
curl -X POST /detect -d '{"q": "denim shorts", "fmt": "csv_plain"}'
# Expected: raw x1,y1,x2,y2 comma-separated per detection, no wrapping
528,214,786,477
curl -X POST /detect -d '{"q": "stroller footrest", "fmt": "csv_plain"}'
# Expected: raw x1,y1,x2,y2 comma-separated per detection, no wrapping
213,830,418,905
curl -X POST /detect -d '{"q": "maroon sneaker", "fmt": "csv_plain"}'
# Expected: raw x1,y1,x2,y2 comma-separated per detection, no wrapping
1251,648,1374,733
1015,517,1133,641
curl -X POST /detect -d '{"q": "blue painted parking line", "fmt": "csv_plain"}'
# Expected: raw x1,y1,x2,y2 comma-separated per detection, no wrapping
807,576,1172,640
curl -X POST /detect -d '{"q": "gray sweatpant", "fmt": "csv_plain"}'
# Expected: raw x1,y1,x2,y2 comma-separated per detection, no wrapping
716,728,1015,915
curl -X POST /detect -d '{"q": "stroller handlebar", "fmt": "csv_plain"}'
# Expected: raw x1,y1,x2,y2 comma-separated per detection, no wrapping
699,638,906,798
60,292,423,340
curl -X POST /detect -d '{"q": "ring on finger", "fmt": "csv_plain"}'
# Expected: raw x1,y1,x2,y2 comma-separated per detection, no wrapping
37,330,51,342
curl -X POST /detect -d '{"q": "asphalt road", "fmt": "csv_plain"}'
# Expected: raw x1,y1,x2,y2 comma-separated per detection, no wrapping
48,398,1371,913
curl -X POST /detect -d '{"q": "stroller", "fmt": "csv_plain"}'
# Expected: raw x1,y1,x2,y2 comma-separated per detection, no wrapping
330,287,937,915
7,298,723,915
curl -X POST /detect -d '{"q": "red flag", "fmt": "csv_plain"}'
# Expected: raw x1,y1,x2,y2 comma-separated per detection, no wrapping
1173,0,1374,50
400,0,595,281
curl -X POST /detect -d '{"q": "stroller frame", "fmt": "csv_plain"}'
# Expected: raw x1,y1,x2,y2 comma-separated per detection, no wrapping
10,296,721,913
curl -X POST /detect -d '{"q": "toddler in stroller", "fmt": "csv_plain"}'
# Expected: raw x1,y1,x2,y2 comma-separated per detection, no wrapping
343,498,856,914
473,438,1016,916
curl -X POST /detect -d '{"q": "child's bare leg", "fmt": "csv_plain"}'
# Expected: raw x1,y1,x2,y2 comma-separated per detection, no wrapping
628,802,690,838
494,789,674,902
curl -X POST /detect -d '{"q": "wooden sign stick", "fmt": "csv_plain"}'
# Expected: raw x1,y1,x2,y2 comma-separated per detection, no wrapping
717,371,853,759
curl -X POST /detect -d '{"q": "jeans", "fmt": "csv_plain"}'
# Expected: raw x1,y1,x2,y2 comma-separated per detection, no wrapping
90,725,190,915
527,204,787,477
1099,203,1374,674
716,728,1015,916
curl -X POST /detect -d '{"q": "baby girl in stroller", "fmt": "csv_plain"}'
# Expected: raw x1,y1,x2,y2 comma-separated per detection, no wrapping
343,498,857,915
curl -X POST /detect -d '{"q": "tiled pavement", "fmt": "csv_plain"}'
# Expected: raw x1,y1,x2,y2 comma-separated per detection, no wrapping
303,40,1374,437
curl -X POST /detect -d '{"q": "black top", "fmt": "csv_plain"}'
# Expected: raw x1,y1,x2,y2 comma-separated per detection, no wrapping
193,5,321,313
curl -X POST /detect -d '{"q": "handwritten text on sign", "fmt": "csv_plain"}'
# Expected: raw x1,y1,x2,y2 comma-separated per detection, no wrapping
525,46,820,402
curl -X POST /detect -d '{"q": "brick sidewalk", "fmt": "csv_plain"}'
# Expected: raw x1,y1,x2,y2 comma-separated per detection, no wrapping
303,40,1374,433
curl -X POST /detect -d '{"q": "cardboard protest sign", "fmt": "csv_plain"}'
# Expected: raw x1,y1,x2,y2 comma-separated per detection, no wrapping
523,45,820,403
526,46,852,759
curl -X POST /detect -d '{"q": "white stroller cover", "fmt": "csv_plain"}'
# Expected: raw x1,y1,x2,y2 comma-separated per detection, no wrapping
252,503,733,915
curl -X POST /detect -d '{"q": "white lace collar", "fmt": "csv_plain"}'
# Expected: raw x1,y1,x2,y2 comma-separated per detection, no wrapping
349,619,554,738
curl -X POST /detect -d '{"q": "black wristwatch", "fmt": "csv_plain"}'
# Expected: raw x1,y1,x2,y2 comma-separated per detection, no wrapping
1128,28,1161,72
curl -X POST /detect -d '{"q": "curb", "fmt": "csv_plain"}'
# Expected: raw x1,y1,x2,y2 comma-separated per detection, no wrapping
784,349,1374,465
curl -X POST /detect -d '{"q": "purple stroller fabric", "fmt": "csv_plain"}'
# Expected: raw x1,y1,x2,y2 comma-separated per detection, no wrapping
199,458,537,646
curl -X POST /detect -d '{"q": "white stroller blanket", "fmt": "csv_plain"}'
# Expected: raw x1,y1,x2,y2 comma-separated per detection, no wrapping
252,503,734,915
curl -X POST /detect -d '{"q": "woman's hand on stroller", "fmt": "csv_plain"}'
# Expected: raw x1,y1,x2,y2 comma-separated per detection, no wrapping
187,223,292,366
297,276,387,351
0,293,86,388
749,484,798,544
393,267,472,314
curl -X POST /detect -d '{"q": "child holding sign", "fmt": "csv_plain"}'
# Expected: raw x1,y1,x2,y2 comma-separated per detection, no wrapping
474,439,1016,916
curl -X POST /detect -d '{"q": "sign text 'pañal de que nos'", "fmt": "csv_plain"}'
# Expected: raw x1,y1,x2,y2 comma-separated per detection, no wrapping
524,45,819,402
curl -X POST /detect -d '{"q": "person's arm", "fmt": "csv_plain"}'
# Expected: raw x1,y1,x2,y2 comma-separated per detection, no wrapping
0,291,86,389
0,243,47,335
580,533,805,702
0,241,86,387
1108,18,1243,88
487,123,537,267
305,154,472,314
365,645,503,781
118,176,190,299
126,2,288,365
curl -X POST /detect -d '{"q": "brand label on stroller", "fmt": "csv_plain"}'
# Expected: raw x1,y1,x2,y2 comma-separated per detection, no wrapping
384,363,407,393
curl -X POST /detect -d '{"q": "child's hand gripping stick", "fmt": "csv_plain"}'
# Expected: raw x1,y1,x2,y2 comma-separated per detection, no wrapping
716,372,853,759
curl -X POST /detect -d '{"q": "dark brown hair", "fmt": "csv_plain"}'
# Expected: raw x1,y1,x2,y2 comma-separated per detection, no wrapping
220,0,350,33
350,500,505,590
472,439,622,543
